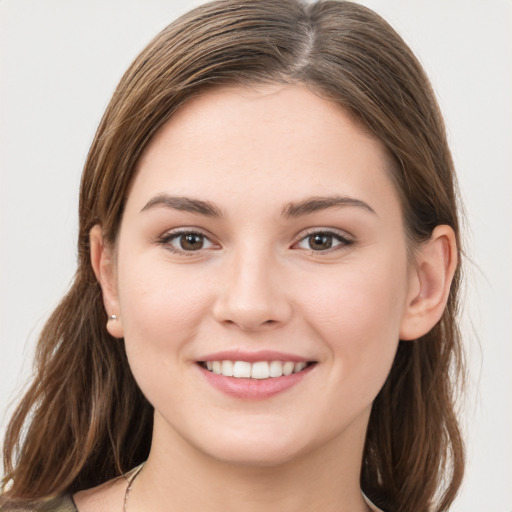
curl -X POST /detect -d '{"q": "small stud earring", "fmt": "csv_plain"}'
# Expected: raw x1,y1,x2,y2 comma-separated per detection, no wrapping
109,314,118,321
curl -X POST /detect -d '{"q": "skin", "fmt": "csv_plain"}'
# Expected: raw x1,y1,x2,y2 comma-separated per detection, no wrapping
78,84,457,512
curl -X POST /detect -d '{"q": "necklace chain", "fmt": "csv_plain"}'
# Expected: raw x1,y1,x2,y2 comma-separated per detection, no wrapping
123,463,145,512
121,462,375,512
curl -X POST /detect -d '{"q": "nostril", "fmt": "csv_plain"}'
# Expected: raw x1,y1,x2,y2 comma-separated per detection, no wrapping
220,317,280,331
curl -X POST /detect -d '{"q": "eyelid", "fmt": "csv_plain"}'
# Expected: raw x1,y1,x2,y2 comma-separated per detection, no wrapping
292,227,355,252
157,227,220,255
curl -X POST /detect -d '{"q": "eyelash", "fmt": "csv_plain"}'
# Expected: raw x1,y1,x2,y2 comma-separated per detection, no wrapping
292,229,355,254
157,229,216,256
157,228,354,256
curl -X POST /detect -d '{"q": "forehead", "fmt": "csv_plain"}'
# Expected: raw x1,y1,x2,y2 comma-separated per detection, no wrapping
130,84,400,218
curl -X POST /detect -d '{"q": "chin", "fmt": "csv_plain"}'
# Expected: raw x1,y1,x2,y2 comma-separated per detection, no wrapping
203,440,308,468
183,419,328,469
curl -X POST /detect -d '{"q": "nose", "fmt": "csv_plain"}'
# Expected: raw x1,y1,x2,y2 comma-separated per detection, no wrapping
212,248,292,331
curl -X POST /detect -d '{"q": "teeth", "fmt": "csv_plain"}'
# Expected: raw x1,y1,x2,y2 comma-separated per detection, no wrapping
221,360,234,377
233,361,251,378
251,361,269,379
293,362,306,373
202,360,311,379
269,361,283,377
283,362,294,376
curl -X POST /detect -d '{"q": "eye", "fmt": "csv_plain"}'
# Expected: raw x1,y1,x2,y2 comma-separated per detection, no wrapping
294,230,353,252
159,231,216,253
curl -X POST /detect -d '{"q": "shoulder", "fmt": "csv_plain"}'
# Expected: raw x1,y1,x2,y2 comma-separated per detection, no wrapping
0,494,77,512
72,475,127,512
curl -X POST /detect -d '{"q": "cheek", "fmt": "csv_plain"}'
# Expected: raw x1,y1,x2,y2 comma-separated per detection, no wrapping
302,256,407,330
298,256,409,388
114,253,216,413
116,253,211,358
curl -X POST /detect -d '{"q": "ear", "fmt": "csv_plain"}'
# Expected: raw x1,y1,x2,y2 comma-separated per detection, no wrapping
399,225,458,340
89,224,124,339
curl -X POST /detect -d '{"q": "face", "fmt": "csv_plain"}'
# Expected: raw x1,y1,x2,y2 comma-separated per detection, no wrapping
104,84,418,467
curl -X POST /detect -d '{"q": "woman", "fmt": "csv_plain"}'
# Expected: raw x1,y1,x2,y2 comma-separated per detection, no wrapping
0,1,465,511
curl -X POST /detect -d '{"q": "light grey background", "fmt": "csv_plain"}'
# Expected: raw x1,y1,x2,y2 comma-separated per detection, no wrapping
1,1,511,510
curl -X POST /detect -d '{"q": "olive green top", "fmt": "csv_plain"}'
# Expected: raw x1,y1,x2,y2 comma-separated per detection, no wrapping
1,493,384,511
0,494,76,512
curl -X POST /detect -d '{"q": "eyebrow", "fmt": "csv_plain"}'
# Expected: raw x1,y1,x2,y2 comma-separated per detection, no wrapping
141,194,223,217
282,195,376,217
140,193,375,218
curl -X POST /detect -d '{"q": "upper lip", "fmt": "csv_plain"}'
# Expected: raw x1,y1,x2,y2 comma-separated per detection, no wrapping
196,349,314,363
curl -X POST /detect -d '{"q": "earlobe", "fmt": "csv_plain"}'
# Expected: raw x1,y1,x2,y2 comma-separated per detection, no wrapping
89,225,124,339
399,225,458,341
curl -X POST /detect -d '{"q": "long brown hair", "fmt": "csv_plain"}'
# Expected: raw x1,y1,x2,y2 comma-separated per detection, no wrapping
2,1,465,510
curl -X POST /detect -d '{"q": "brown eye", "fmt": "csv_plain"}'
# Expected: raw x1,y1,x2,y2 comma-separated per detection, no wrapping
308,233,333,250
295,230,353,252
162,231,215,253
179,233,205,251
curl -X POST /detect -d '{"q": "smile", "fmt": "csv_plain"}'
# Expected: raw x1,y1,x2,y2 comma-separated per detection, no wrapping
196,350,317,399
200,360,312,379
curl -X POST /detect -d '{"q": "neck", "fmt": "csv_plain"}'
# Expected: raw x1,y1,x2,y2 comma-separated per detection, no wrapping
130,412,371,512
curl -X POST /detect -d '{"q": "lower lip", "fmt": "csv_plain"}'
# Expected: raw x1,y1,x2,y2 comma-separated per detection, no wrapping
198,364,315,400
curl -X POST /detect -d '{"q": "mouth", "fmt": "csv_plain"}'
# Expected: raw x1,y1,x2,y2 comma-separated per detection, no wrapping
196,350,317,398
198,360,316,379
